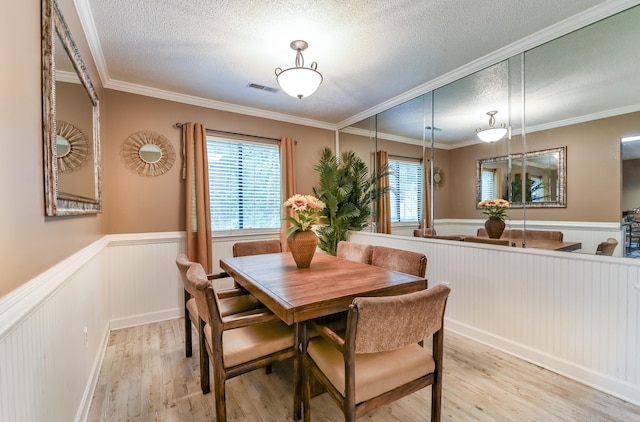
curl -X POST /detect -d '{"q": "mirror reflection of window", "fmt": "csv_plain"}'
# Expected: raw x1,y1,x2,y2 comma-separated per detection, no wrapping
389,158,423,223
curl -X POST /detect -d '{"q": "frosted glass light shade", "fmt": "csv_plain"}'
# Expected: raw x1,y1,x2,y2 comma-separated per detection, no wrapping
477,127,508,142
276,67,323,99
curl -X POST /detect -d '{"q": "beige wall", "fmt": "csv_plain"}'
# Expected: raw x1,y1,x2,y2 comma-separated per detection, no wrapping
445,112,639,222
102,90,335,234
0,0,106,297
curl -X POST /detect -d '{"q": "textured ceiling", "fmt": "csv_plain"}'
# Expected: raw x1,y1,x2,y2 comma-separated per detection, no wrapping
76,0,632,131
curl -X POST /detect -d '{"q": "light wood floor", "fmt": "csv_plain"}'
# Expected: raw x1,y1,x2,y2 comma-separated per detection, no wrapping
87,319,640,421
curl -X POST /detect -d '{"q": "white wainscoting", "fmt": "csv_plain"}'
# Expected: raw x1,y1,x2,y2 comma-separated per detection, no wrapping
349,230,640,406
0,231,278,422
0,238,110,422
2,229,636,420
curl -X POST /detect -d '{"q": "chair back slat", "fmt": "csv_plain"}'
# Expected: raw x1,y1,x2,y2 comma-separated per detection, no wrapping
351,284,450,353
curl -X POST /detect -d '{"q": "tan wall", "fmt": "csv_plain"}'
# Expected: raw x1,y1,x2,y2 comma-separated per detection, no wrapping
102,90,335,234
0,0,105,297
446,112,639,222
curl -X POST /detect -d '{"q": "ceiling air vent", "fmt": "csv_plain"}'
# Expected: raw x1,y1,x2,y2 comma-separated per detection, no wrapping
247,82,278,93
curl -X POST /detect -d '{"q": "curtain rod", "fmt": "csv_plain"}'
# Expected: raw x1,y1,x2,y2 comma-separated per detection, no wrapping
175,123,280,142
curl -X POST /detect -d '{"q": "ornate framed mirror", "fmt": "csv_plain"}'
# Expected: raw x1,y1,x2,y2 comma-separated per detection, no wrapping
42,0,101,215
476,147,566,208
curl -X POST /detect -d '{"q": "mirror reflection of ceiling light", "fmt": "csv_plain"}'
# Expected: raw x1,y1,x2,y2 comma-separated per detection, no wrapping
275,40,323,99
621,135,640,143
476,110,508,142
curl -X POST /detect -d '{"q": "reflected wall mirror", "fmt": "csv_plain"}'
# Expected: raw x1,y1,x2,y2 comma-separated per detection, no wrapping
476,147,566,208
43,0,101,215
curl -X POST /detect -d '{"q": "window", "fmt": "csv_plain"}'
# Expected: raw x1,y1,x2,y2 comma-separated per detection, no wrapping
388,158,422,223
207,137,281,231
481,169,496,201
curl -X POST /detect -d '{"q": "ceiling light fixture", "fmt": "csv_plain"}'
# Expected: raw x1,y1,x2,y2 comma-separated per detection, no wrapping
275,40,322,99
476,110,508,142
621,135,640,143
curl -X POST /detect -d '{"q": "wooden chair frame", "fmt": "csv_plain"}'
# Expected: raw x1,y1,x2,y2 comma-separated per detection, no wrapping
188,264,297,422
176,254,258,393
302,286,450,422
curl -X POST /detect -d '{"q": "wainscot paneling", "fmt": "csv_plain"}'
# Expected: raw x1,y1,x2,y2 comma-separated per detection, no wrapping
0,238,109,422
348,230,640,406
0,231,278,421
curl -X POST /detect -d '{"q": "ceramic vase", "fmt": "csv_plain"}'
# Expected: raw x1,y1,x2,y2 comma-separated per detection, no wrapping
485,217,506,239
287,230,318,268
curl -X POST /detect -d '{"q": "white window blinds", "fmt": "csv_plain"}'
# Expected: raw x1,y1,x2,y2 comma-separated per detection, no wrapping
207,137,281,231
388,158,423,223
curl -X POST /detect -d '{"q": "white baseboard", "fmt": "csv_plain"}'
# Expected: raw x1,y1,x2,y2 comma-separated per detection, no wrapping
446,318,640,407
109,307,183,331
75,321,111,422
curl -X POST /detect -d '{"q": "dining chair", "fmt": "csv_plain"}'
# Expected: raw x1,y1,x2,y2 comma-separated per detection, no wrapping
176,254,261,393
595,238,618,256
186,263,296,422
302,284,451,422
413,227,436,238
370,246,427,278
336,241,374,264
232,239,282,257
464,236,511,246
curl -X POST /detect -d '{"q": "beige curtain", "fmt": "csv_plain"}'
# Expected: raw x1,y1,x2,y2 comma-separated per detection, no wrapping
183,122,213,273
421,155,432,229
280,137,296,251
376,150,391,234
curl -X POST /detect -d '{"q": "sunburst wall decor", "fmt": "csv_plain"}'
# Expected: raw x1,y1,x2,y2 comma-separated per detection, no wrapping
56,121,89,173
121,131,176,177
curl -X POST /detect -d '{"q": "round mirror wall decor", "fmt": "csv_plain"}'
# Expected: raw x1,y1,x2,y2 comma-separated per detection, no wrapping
431,167,445,190
56,121,89,173
121,130,175,176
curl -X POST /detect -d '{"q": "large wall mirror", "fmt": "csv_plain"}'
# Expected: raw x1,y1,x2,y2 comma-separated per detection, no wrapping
43,0,101,216
339,4,640,257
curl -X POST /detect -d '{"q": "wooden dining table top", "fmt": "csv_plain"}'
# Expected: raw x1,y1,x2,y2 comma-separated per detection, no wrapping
219,252,427,325
510,239,582,252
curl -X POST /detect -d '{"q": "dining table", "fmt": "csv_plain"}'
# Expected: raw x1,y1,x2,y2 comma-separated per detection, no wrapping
219,251,428,420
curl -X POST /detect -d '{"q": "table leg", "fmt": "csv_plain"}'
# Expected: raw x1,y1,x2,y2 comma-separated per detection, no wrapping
293,322,304,421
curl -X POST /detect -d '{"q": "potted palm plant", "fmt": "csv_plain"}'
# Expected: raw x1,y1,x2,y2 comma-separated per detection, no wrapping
312,147,388,255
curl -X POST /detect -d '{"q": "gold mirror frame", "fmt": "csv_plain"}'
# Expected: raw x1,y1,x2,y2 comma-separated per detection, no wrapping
43,0,101,215
476,147,566,208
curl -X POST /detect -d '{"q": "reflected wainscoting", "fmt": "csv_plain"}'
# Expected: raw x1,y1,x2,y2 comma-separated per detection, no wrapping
392,219,623,257
349,230,640,406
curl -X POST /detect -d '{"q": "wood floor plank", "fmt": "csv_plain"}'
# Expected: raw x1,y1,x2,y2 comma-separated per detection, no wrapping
87,319,640,421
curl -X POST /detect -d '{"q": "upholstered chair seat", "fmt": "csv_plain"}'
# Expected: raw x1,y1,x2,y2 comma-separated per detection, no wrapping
308,340,434,404
204,320,293,368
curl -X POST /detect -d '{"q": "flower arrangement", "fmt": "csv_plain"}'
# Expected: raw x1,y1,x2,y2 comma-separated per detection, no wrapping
283,194,326,236
478,198,510,221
